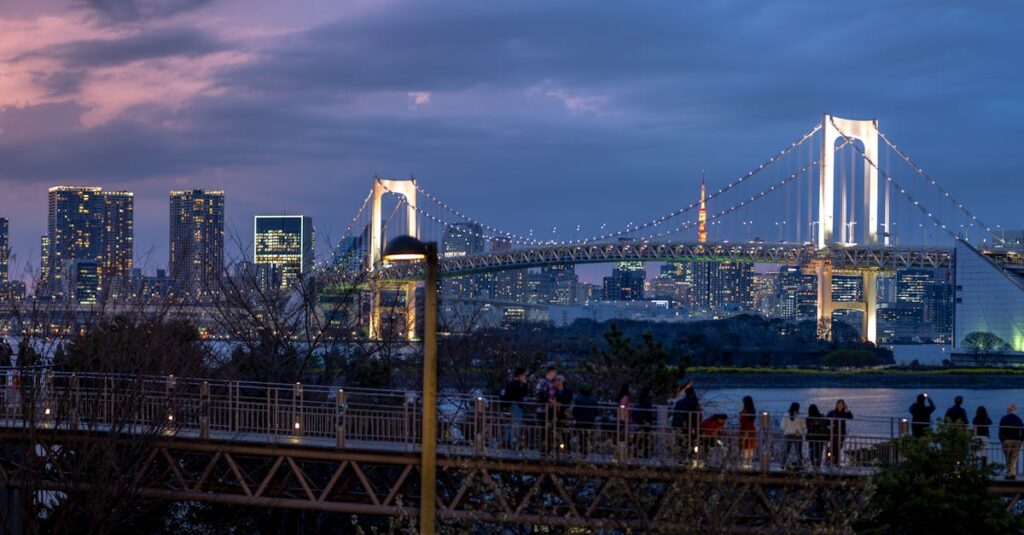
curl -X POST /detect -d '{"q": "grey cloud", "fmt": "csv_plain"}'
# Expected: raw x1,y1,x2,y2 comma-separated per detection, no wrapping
18,27,226,69
79,0,216,23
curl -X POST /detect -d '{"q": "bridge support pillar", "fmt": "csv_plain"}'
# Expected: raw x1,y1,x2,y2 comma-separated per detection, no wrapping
816,261,833,341
862,271,878,344
367,177,418,341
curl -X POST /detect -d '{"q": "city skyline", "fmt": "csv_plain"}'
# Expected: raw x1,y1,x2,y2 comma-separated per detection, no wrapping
3,2,1024,283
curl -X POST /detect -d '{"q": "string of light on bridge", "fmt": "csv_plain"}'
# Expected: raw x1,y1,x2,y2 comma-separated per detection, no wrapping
875,127,1003,245
830,117,998,246
408,124,823,247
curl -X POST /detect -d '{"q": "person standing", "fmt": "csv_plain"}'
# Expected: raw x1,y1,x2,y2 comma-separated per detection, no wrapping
974,405,993,464
501,368,530,449
671,380,701,456
534,365,558,451
909,394,936,438
781,402,806,469
827,400,853,467
572,384,599,455
633,386,656,457
739,396,757,468
944,395,968,426
999,404,1024,480
806,404,829,469
552,375,573,451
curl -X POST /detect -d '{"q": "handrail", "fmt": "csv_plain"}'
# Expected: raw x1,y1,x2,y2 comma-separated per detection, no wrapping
0,369,1016,478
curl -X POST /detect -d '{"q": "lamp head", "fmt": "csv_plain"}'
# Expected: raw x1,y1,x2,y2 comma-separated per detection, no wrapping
383,235,428,261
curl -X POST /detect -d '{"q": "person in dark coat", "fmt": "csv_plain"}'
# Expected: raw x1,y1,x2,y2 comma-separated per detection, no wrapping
944,395,968,426
501,368,530,448
827,400,853,466
999,404,1024,480
633,386,656,457
806,404,829,469
974,406,993,464
572,384,599,455
671,380,701,456
909,393,935,438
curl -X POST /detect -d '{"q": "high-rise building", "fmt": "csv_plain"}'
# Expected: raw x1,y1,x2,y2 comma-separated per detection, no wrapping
43,186,104,295
254,215,314,290
0,217,8,284
333,226,368,272
709,261,753,311
169,189,225,297
442,222,486,299
63,259,101,305
39,186,135,298
750,271,778,316
442,222,485,258
539,264,578,305
776,265,817,319
648,275,689,308
101,191,134,283
603,261,645,301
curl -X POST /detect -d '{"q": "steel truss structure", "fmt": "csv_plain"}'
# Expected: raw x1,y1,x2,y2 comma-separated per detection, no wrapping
0,430,876,531
377,241,955,281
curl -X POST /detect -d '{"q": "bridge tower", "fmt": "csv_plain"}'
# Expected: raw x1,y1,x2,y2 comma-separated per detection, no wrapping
368,177,418,340
815,114,881,343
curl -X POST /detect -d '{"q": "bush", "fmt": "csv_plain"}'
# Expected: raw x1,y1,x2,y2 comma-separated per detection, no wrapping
860,422,1020,534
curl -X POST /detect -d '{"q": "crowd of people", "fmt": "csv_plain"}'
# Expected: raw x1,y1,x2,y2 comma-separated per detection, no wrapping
497,366,1024,478
907,393,1024,479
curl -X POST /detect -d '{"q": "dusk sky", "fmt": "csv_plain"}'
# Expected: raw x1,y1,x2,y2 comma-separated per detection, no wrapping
2,1,1023,281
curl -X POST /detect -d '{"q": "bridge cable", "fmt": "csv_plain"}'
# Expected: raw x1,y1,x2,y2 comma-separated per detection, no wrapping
411,124,823,246
876,128,1003,246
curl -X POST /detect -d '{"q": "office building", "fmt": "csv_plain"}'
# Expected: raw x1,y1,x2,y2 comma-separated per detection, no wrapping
254,215,314,289
169,189,225,297
603,261,645,301
63,259,101,305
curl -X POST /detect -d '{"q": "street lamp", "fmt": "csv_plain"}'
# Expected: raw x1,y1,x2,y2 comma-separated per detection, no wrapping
382,235,438,534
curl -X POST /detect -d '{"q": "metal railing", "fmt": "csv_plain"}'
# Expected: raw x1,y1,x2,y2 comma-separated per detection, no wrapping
0,369,1020,478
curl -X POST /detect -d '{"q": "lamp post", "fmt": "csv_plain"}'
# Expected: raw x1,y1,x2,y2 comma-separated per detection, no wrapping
382,235,438,534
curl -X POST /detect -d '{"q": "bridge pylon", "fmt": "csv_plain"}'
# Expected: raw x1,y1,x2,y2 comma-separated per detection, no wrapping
817,115,881,344
368,177,418,340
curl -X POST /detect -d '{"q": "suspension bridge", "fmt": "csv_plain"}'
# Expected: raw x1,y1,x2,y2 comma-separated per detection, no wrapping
337,114,1024,346
0,371,1021,531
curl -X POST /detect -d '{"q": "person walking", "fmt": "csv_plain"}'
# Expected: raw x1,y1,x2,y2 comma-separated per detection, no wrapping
501,367,530,448
999,404,1024,480
671,380,701,456
827,400,853,467
806,404,829,469
909,393,935,438
944,395,968,426
974,405,993,464
739,396,757,468
781,402,806,469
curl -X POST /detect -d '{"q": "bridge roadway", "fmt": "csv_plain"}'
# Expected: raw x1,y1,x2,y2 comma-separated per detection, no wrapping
376,241,955,280
0,371,1021,530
